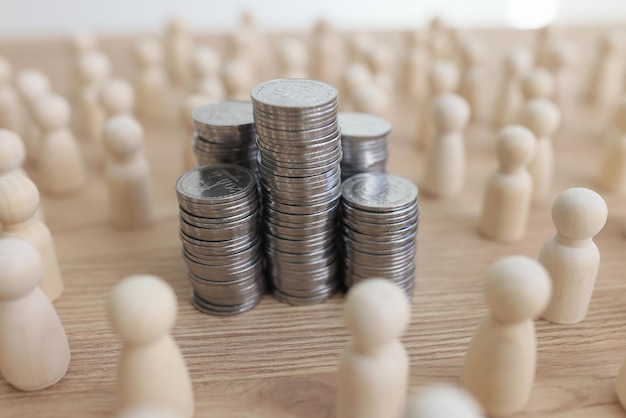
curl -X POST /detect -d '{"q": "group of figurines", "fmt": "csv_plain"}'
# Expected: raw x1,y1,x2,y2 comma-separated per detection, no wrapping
1,9,626,418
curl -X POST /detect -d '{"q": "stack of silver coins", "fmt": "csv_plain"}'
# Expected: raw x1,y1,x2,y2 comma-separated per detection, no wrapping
175,164,265,315
192,100,258,174
338,112,390,181
341,173,419,297
251,78,342,305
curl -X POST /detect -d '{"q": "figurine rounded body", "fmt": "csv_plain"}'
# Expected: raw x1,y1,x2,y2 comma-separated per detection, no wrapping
598,132,626,194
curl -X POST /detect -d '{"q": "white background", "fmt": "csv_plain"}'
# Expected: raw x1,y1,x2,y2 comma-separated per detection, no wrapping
0,0,625,37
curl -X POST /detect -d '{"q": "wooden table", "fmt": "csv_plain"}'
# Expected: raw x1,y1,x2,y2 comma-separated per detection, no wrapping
1,26,626,417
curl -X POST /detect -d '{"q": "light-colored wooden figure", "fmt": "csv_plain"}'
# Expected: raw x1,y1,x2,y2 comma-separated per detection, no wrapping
180,94,210,172
348,34,374,65
598,98,626,193
521,98,561,204
134,39,168,123
0,238,70,391
33,93,87,196
76,50,111,142
103,116,154,229
310,18,343,86
421,93,470,198
117,406,181,418
406,384,484,418
67,31,98,111
0,175,63,301
108,274,194,417
341,63,373,111
403,31,430,101
521,68,555,103
15,69,51,164
191,46,224,99
534,25,559,70
0,129,44,221
353,83,390,119
100,78,135,120
428,16,451,61
164,15,193,88
337,278,410,418
222,59,254,101
546,41,577,107
459,38,486,123
277,39,309,79
0,57,22,133
539,188,607,325
615,351,626,410
585,31,622,106
479,126,536,243
460,255,552,416
231,10,267,80
417,60,460,150
366,44,395,96
493,48,533,128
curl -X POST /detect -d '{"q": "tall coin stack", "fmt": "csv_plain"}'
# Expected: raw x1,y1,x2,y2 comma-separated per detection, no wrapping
175,164,265,315
192,100,258,174
340,173,419,297
251,78,342,305
338,112,390,181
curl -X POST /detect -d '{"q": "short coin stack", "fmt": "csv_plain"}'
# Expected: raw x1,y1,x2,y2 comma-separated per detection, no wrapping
192,100,258,174
251,78,342,305
338,112,390,181
175,164,264,315
341,173,419,297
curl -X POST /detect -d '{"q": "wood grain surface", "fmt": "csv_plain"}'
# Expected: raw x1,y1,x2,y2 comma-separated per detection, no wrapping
1,26,626,417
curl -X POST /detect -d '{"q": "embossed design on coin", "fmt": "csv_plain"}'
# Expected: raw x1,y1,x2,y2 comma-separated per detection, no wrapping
192,100,254,127
176,164,255,202
338,112,392,138
251,79,337,109
342,173,418,210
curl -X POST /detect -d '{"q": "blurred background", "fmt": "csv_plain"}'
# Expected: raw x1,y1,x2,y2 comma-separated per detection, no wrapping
1,0,625,37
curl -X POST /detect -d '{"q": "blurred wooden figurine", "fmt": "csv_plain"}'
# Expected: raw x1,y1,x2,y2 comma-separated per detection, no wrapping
33,93,87,196
310,18,343,86
135,39,167,123
165,15,193,88
460,256,552,416
108,274,194,417
191,46,224,99
117,407,182,418
0,57,22,133
459,38,485,123
422,93,470,198
493,48,533,128
0,175,63,301
428,16,451,60
539,188,607,324
546,41,577,107
403,31,430,101
67,31,98,110
341,63,373,111
16,69,51,165
479,126,535,243
521,68,555,103
366,44,395,96
521,98,560,204
180,94,210,172
337,279,410,418
615,350,626,410
0,238,70,391
534,25,560,70
406,384,485,418
277,39,309,79
353,82,390,119
103,116,154,229
585,31,622,106
100,78,135,121
77,50,111,142
598,96,626,193
222,59,254,101
417,60,460,150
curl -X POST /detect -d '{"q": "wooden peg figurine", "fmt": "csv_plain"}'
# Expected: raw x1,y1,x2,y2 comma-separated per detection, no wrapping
460,256,552,416
417,60,460,150
459,38,485,123
598,96,626,193
310,18,343,86
493,48,533,128
337,279,410,418
108,274,194,417
16,69,51,164
277,39,309,79
521,68,555,103
68,31,98,111
77,50,111,142
103,116,154,229
534,25,559,70
585,31,622,106
180,94,209,172
222,59,254,101
100,78,135,120
479,126,535,243
403,31,430,101
0,57,22,133
341,63,373,110
0,175,63,301
134,39,167,123
0,238,70,391
352,83,390,119
165,15,194,88
546,41,577,107
117,407,182,418
539,188,607,324
422,93,470,198
366,44,395,96
33,93,87,196
191,46,224,100
521,98,560,204
406,384,484,418
615,351,626,410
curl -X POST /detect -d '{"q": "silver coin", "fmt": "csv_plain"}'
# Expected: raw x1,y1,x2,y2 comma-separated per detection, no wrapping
251,79,338,111
192,100,254,128
342,173,418,212
176,164,256,204
338,112,392,139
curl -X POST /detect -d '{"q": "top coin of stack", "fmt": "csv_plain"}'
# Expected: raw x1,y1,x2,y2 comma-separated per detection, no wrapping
251,78,342,305
340,173,419,297
338,112,390,181
192,100,258,174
